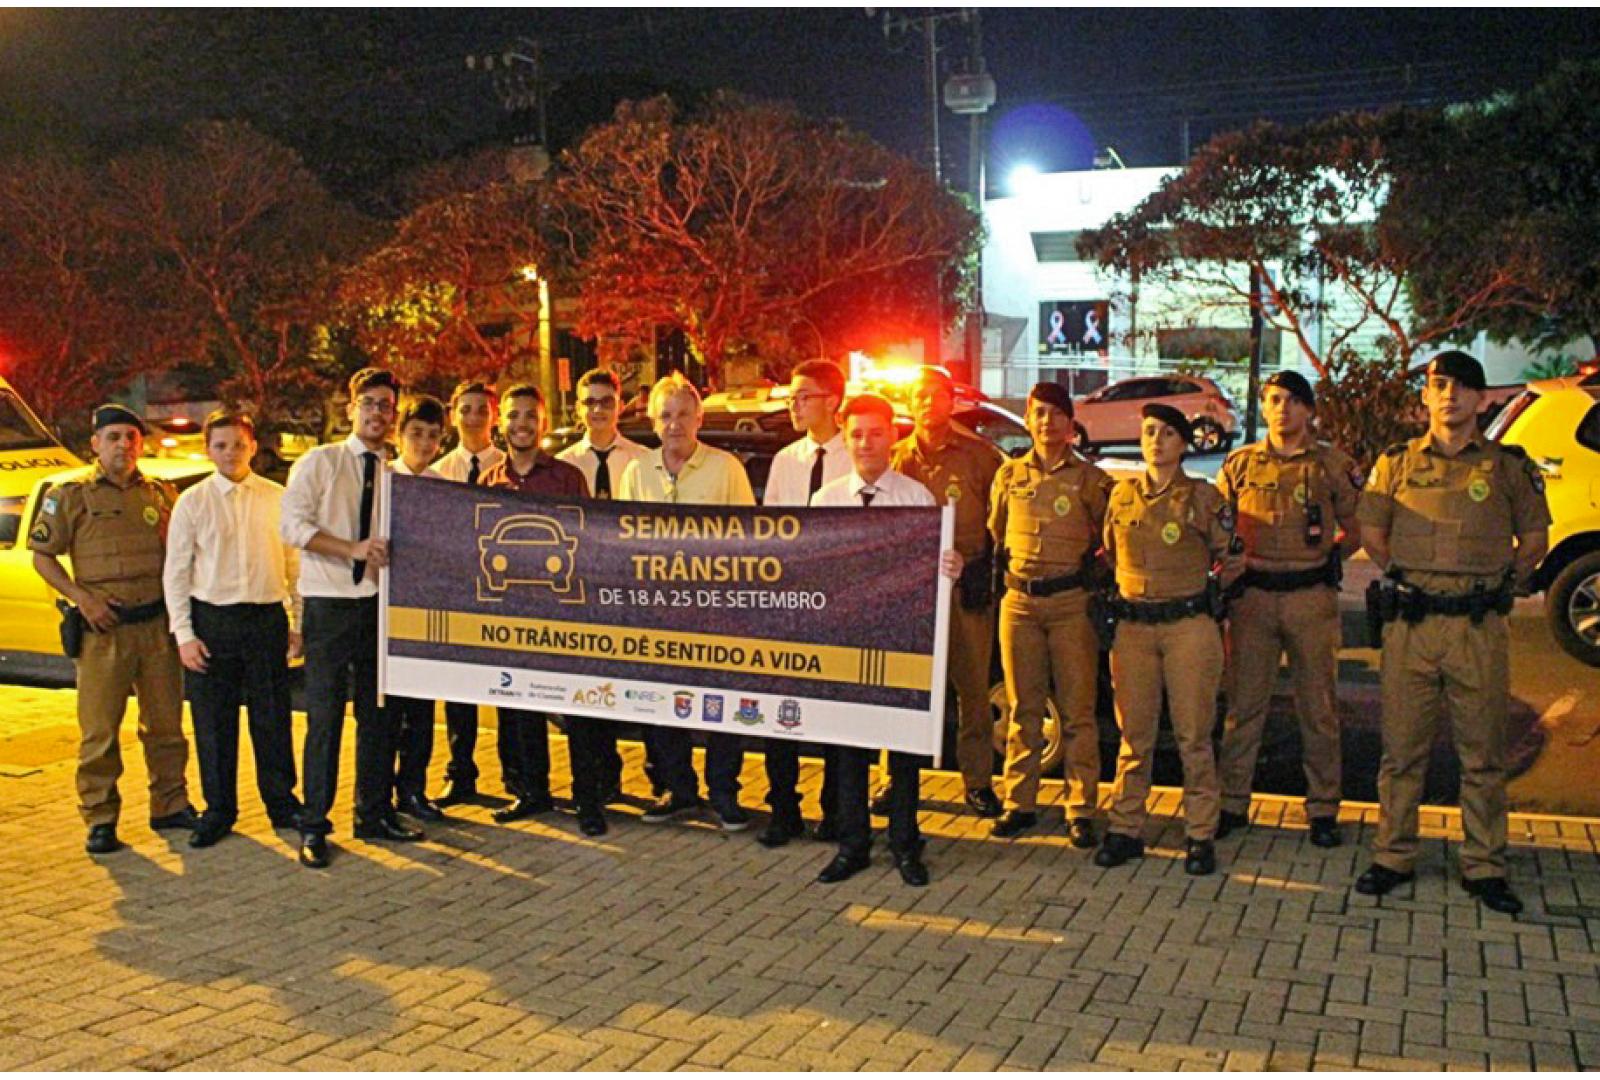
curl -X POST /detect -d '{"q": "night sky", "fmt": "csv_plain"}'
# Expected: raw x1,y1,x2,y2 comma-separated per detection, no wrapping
3,8,1596,199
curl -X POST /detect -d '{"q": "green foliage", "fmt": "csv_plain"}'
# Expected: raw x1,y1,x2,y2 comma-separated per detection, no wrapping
1518,354,1580,383
1312,344,1419,469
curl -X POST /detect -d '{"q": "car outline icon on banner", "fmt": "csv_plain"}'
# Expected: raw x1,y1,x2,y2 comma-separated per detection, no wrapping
474,504,587,603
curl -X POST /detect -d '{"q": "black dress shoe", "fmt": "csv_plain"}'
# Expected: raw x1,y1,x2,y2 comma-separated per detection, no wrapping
1354,863,1414,896
1094,832,1145,868
492,795,554,823
1308,816,1342,849
85,824,123,855
868,786,895,816
396,794,446,823
1463,877,1523,915
1067,818,1097,849
816,851,871,884
640,791,701,823
964,787,1003,819
1184,838,1217,876
1214,810,1249,840
991,810,1037,838
149,807,200,832
577,811,609,838
354,817,425,842
436,779,478,806
188,817,232,849
299,833,330,869
812,819,840,844
756,816,805,849
892,849,930,888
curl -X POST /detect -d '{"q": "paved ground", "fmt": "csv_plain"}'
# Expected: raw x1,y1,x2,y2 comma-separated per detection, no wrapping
1,690,1598,1071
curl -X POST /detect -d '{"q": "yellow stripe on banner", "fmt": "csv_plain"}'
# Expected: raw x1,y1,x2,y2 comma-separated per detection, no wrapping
388,607,934,691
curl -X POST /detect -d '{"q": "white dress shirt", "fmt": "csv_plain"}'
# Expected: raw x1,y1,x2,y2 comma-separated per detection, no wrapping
764,430,849,508
556,431,648,499
391,460,442,478
280,434,385,600
812,467,935,508
434,442,505,484
164,471,300,646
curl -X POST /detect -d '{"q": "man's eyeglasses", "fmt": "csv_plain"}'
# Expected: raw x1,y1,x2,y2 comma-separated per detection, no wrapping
580,397,617,410
790,392,832,408
356,397,395,415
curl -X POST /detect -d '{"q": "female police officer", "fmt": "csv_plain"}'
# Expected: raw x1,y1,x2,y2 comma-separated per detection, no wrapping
1096,402,1242,875
989,383,1114,845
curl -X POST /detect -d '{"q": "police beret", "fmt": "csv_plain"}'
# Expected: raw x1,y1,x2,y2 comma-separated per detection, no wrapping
1425,350,1487,391
1027,381,1075,417
92,403,146,433
1141,402,1194,445
1262,370,1316,409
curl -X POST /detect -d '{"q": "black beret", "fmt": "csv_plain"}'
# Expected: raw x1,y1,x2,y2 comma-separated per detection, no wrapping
92,403,146,434
1426,350,1487,392
1141,402,1193,445
1262,370,1316,409
1027,381,1075,417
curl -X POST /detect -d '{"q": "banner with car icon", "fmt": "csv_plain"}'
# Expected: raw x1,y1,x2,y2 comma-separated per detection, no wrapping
380,473,953,756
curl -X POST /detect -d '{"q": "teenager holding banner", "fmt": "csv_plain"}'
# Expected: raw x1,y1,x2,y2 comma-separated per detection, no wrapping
477,384,605,834
616,373,757,832
756,359,853,849
812,393,963,888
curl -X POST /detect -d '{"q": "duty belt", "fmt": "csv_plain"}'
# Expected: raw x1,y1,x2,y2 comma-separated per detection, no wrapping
1238,561,1338,593
1111,591,1211,625
1006,568,1089,597
112,599,167,626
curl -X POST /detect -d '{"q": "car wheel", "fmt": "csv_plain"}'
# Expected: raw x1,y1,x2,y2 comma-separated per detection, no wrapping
1547,550,1600,668
988,681,1065,776
1073,422,1094,455
1190,418,1225,453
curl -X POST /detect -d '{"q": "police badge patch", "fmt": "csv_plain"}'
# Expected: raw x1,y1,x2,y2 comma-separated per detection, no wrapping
1217,502,1236,533
1160,521,1182,545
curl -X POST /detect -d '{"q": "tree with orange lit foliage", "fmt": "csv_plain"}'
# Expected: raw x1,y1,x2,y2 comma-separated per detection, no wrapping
337,148,548,388
0,153,190,432
106,121,377,425
550,93,980,385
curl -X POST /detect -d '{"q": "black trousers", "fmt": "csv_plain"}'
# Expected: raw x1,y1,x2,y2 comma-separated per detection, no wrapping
835,748,922,859
187,600,300,825
564,716,611,816
443,700,521,793
498,708,550,800
300,596,395,835
764,741,839,825
387,696,436,800
647,727,743,805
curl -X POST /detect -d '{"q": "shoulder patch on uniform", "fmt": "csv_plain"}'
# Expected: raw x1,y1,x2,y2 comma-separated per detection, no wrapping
1380,442,1407,458
1217,502,1235,533
29,520,51,544
1497,443,1528,460
1348,464,1368,491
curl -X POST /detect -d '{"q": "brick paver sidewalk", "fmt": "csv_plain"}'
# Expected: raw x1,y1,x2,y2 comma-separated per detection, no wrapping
1,695,1597,1071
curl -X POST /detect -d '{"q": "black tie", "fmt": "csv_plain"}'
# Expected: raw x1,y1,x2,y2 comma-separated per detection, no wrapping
353,450,376,584
859,488,876,506
466,453,481,486
809,447,826,499
594,448,613,499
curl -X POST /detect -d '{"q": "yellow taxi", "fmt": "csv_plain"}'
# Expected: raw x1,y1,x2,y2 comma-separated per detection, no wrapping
1487,367,1600,666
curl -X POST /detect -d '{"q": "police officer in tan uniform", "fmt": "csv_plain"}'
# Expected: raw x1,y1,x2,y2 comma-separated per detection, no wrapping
1215,371,1363,848
1096,402,1242,876
1355,351,1548,915
887,367,1006,816
989,383,1113,845
29,404,196,855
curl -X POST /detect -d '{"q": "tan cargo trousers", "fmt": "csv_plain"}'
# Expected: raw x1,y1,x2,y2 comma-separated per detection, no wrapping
998,588,1100,817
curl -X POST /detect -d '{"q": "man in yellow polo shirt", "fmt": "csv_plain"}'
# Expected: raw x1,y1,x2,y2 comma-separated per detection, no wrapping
617,373,756,829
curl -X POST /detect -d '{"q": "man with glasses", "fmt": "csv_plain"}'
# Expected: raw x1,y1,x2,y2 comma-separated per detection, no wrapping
432,381,505,806
558,368,649,803
281,367,422,868
755,360,852,849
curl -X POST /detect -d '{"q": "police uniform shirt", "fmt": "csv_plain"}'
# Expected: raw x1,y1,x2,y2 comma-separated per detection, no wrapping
1217,439,1363,571
812,467,935,508
163,471,300,647
765,431,849,508
1104,471,1235,600
1358,431,1549,594
891,427,1004,559
557,432,648,500
435,443,505,485
280,435,387,600
29,462,175,606
616,442,756,507
989,448,1114,578
479,452,590,498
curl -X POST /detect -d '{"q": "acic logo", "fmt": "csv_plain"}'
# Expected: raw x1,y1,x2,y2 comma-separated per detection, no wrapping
571,682,617,709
